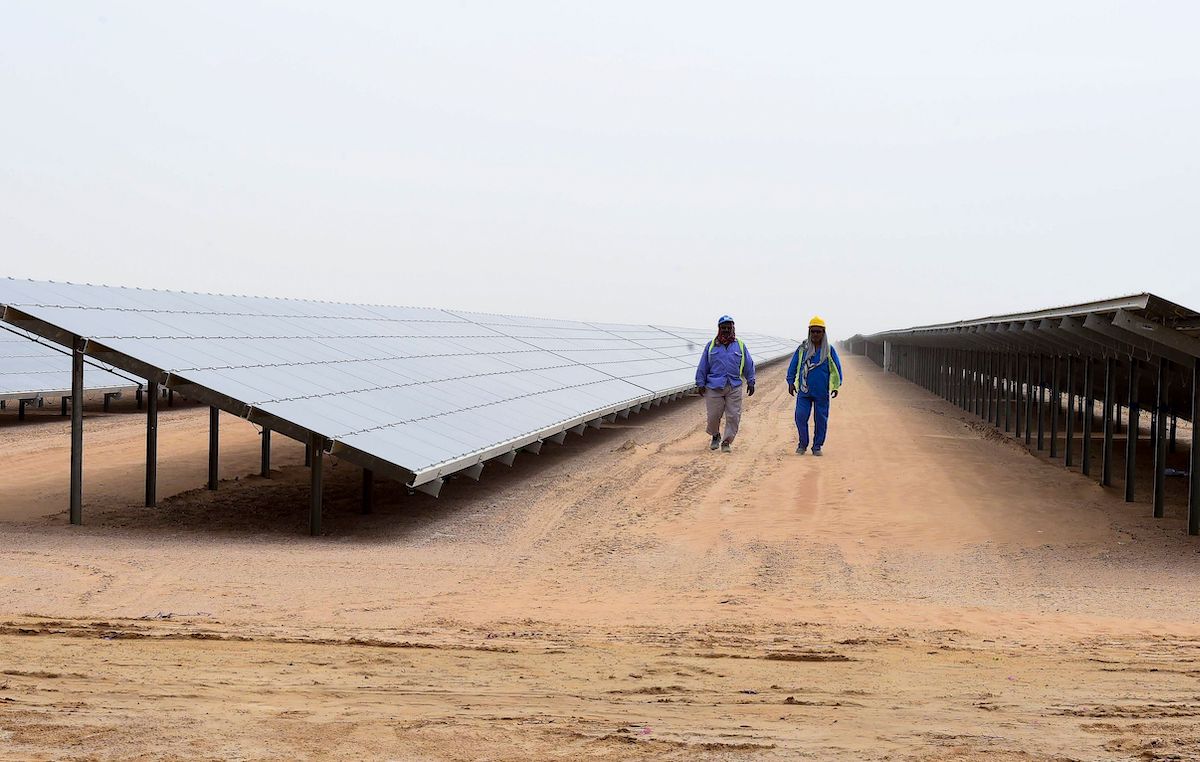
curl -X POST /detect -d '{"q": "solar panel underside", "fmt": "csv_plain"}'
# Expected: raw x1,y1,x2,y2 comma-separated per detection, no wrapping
0,279,796,485
0,326,138,400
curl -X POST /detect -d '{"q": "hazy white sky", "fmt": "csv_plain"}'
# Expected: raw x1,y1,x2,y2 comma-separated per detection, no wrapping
2,2,1197,340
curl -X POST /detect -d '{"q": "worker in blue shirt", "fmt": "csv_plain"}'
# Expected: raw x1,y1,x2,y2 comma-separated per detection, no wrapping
786,316,843,456
695,315,756,452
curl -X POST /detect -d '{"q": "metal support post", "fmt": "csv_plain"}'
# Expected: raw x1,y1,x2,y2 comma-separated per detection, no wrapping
984,352,993,422
972,351,979,414
1152,357,1168,518
998,355,1008,432
1036,355,1046,450
1050,356,1060,457
1082,357,1093,475
1065,355,1076,467
992,352,1001,427
1026,354,1035,445
1102,356,1115,486
956,350,964,409
941,349,948,400
1000,352,1006,425
1124,359,1139,502
1188,357,1200,535
70,337,84,525
146,380,158,507
261,428,271,477
962,350,969,410
1015,354,1023,438
310,434,324,536
946,350,952,400
208,405,219,491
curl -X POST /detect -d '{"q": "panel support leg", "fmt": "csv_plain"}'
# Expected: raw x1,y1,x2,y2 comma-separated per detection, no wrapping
70,338,85,525
1065,356,1076,467
146,380,158,507
1003,353,1012,433
1152,357,1168,518
1124,360,1140,502
1102,356,1115,486
995,352,1003,427
208,405,219,491
1025,354,1034,446
1050,355,1060,458
1036,355,1046,450
1014,354,1023,438
1082,357,1094,476
261,428,271,478
310,434,324,536
1188,357,1200,535
984,353,992,421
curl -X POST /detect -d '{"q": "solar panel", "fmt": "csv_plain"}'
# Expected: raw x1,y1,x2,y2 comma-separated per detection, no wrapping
0,325,140,401
0,278,797,489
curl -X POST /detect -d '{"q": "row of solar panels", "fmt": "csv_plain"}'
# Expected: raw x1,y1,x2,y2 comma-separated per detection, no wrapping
0,325,141,401
0,278,797,489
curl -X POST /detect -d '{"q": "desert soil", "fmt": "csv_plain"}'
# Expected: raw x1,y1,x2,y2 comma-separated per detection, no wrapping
2,357,1199,761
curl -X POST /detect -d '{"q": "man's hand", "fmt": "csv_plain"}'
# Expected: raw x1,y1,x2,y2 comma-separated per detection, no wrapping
788,383,796,397
696,385,706,396
747,383,755,397
831,389,839,399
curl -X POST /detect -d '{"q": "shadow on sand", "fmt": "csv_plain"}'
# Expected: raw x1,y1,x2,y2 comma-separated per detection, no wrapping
71,396,701,543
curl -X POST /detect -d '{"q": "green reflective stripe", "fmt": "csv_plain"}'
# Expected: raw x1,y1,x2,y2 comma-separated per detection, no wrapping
828,356,841,391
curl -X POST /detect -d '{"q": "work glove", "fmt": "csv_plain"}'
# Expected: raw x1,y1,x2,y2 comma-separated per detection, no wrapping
747,383,755,397
788,383,796,397
831,389,839,399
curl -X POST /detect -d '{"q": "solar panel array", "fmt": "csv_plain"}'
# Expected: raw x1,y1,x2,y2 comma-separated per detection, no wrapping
0,325,139,401
0,279,796,486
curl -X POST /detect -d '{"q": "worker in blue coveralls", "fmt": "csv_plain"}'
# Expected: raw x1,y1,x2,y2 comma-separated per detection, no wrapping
695,315,755,453
786,316,843,456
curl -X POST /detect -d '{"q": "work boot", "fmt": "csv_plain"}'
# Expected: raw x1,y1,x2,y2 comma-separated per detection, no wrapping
795,444,806,455
710,434,721,451
721,440,732,453
812,448,823,457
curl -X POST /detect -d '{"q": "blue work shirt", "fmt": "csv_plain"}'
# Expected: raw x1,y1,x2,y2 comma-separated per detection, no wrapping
696,339,755,389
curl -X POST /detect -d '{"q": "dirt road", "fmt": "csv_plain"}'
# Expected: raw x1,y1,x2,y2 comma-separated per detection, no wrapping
2,357,1199,760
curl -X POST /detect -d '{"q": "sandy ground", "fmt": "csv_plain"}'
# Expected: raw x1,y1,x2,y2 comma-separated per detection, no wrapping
2,357,1200,761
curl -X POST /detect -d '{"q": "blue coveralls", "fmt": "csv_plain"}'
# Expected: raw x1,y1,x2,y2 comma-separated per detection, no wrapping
785,344,844,450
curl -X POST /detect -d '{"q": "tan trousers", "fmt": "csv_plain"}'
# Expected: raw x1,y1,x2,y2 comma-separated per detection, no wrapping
704,383,744,443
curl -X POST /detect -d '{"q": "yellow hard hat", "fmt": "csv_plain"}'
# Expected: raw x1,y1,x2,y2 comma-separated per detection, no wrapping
809,315,826,328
